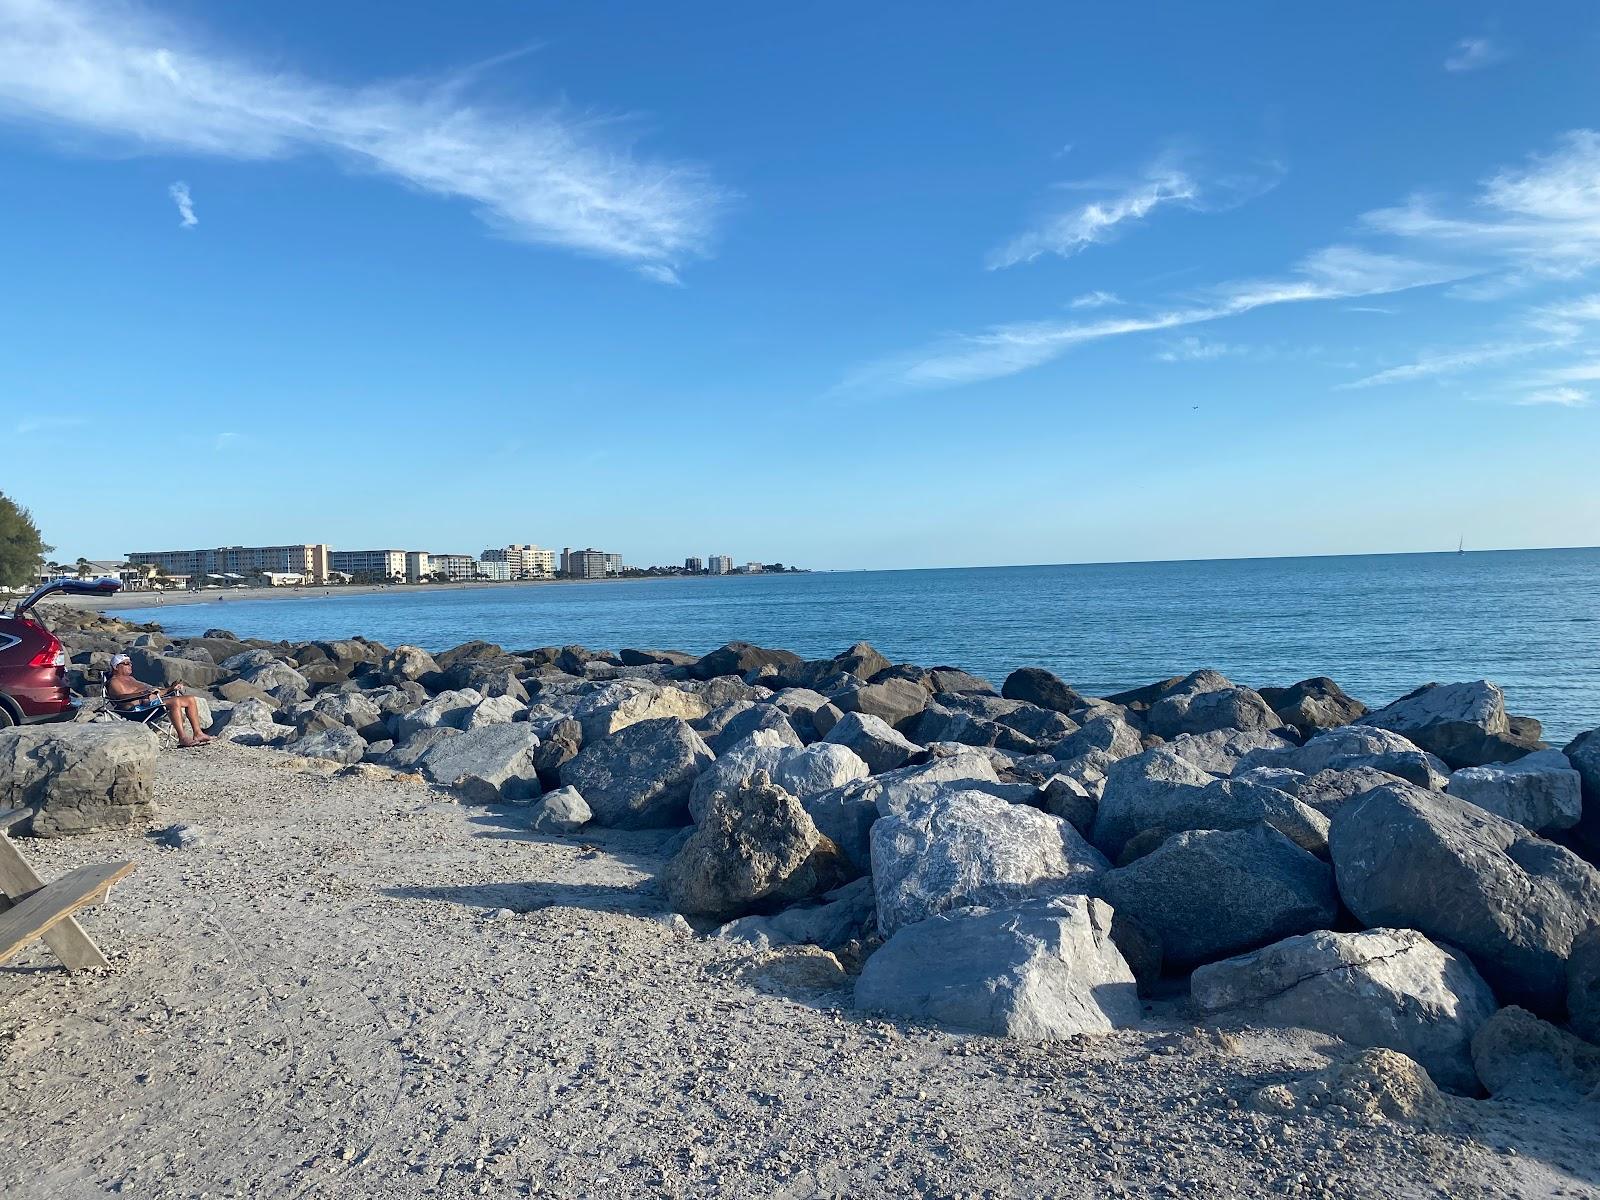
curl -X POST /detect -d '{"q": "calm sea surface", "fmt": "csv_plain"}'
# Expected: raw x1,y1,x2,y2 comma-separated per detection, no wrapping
118,548,1600,742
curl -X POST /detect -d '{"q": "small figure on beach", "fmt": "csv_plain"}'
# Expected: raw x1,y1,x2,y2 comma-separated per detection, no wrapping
105,653,213,746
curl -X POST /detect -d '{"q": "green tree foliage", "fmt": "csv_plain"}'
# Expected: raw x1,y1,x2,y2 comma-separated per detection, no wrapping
0,492,50,590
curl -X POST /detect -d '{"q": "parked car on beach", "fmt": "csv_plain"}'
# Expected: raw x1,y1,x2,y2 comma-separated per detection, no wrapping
0,577,121,726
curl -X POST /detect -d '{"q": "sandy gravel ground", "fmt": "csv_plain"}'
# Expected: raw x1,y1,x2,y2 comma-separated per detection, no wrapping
2,744,1597,1200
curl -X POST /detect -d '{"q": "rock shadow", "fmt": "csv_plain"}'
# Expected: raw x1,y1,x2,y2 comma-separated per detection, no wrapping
382,877,663,916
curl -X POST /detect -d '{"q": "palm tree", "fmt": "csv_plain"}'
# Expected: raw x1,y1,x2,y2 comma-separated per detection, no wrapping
75,557,92,579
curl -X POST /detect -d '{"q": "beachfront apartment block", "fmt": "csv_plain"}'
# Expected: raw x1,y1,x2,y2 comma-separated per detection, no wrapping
405,551,431,583
708,555,734,575
128,543,333,583
560,548,610,580
685,557,705,573
605,553,624,576
482,544,556,578
328,549,409,580
431,554,476,582
475,559,511,581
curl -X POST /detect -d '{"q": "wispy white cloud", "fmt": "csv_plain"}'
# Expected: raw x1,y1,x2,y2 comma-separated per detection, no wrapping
0,0,723,276
1516,386,1590,407
1344,305,1396,315
212,430,240,450
1444,37,1507,72
1155,336,1242,362
14,415,87,435
842,246,1466,393
1070,290,1122,310
1340,338,1567,390
168,179,196,228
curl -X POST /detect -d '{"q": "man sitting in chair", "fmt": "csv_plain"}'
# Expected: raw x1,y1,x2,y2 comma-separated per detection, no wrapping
106,654,213,747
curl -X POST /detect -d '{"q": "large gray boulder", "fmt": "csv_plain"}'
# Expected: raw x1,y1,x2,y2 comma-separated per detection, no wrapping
217,696,287,746
418,723,541,803
0,724,158,837
1567,728,1600,859
1295,766,1410,816
242,660,311,699
822,711,919,774
1446,748,1582,833
691,642,802,681
129,646,224,690
833,677,931,733
1163,729,1294,776
713,876,876,952
709,705,803,754
1090,747,1214,860
288,725,367,765
1001,667,1085,715
661,771,843,919
1146,672,1277,739
1471,1006,1600,1102
1110,777,1331,862
306,691,386,741
871,790,1109,936
800,752,1009,875
1359,681,1537,769
528,785,591,833
392,688,482,743
855,895,1140,1038
1096,824,1338,969
572,682,710,743
1330,782,1600,1012
1191,928,1497,1092
559,716,714,828
1567,925,1600,1045
1050,712,1144,763
1240,725,1449,790
1257,677,1368,735
380,645,439,683
689,734,868,821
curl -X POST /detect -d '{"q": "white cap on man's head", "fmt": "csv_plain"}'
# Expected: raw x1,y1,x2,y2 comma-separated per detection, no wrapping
110,653,130,668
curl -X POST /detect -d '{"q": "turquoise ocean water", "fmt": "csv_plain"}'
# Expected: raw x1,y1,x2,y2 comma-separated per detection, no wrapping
118,548,1600,742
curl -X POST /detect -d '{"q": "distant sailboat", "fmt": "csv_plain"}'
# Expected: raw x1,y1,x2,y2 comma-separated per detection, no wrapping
1457,536,1465,555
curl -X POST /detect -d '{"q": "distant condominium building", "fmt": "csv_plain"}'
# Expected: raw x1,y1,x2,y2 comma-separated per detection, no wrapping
482,544,556,578
128,543,332,583
431,554,476,582
708,555,733,575
744,562,764,574
329,549,409,581
559,547,609,580
605,553,623,576
476,559,511,581
405,551,431,583
684,556,704,573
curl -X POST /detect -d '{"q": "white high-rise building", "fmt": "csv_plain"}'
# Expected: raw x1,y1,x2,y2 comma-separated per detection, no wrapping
708,555,733,575
483,544,556,578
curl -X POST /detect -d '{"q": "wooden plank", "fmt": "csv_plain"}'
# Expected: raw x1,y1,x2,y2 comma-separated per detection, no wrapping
0,808,30,832
0,861,135,967
0,837,115,971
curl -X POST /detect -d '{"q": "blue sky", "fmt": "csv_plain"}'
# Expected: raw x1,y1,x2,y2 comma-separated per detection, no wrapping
3,0,1598,570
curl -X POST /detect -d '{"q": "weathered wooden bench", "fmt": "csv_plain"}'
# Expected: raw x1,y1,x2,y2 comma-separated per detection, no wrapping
0,808,135,971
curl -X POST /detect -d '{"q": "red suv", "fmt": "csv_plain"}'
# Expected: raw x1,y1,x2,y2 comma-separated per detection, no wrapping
0,578,122,727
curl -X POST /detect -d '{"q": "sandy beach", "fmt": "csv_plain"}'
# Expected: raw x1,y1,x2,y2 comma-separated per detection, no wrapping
39,576,666,613
3,742,1596,1199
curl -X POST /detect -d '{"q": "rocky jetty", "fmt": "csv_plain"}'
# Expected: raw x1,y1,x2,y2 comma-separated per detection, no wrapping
9,603,1600,1106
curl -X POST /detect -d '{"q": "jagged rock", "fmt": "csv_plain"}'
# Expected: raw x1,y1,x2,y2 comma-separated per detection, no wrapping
1258,677,1369,735
617,648,697,668
1001,668,1085,715
1567,728,1600,859
213,678,274,705
559,717,714,829
447,661,529,703
690,734,869,821
1090,747,1214,860
385,726,463,769
712,877,876,951
1471,1006,1600,1101
1111,776,1330,862
692,642,803,681
1041,773,1096,834
1234,766,1309,794
871,790,1109,936
1163,728,1294,776
855,895,1139,1039
434,640,505,671
532,718,581,787
289,726,367,766
661,771,842,919
1446,748,1582,833
1146,671,1278,739
823,711,919,774
1096,824,1338,969
306,691,387,740
1295,766,1409,815
1359,680,1538,769
801,752,1006,875
1250,1049,1443,1125
418,724,541,803
381,645,440,683
1240,726,1449,790
573,682,710,742
833,678,930,733
0,724,158,837
1051,713,1144,764
1330,782,1600,1012
463,693,525,730
392,688,483,742
709,705,803,755
1191,928,1497,1092
528,785,591,833
218,697,287,746
1567,926,1600,1045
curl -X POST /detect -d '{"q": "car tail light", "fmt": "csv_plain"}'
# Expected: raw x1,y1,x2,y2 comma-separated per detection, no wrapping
24,624,65,669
